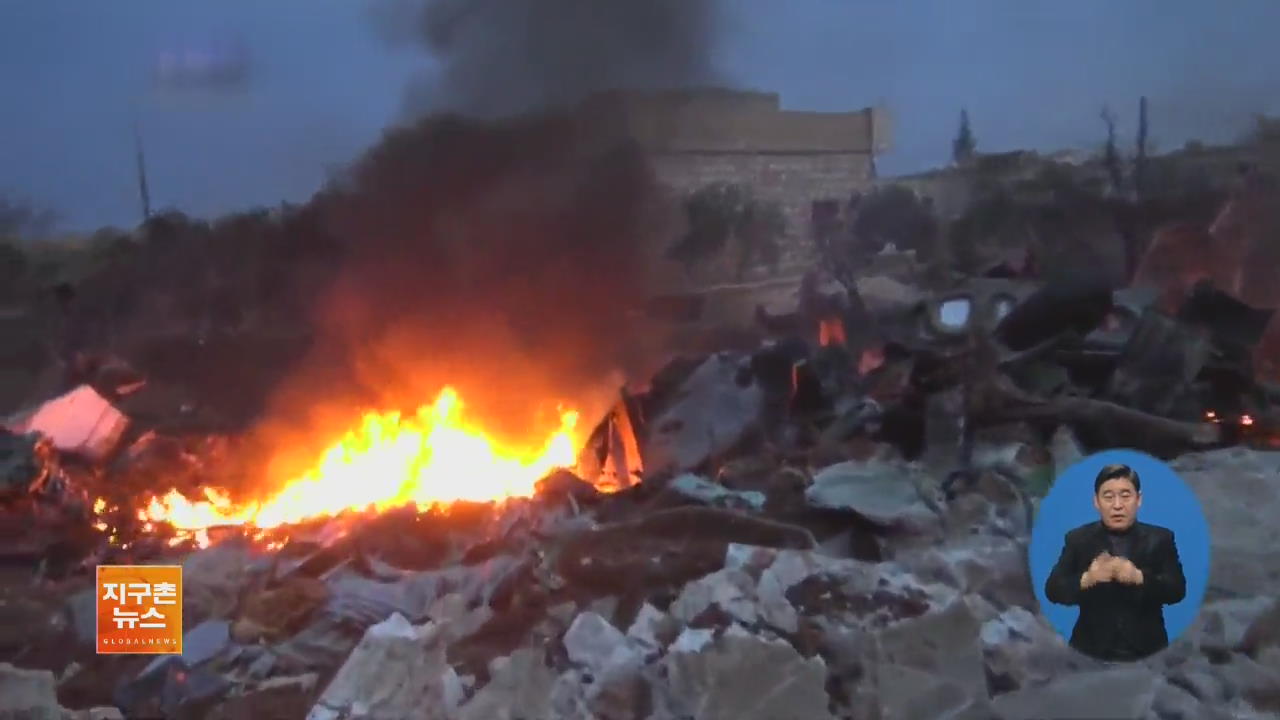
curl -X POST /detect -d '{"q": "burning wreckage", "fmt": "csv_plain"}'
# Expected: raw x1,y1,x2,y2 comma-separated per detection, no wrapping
3,272,1280,718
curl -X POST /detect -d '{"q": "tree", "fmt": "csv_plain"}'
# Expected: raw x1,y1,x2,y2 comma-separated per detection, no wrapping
1134,96,1149,200
665,182,786,279
953,109,977,165
1100,105,1124,195
0,194,56,241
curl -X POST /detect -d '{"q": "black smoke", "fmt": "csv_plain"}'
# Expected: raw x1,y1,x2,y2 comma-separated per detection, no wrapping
369,0,724,119
253,1,727,476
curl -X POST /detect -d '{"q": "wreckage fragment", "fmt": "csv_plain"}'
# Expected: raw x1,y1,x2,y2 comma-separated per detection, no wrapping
642,352,764,476
0,429,50,497
575,390,645,491
5,384,129,463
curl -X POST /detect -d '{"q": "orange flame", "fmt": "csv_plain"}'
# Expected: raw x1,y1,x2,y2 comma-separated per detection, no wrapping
137,386,580,537
818,316,847,348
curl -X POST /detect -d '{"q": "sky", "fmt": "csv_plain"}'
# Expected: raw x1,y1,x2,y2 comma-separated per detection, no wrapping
2,0,1279,232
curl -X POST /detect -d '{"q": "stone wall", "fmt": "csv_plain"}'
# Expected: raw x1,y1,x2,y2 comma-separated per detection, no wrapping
587,89,886,290
649,151,876,287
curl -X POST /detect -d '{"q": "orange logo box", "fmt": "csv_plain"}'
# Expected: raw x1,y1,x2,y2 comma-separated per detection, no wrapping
96,565,183,655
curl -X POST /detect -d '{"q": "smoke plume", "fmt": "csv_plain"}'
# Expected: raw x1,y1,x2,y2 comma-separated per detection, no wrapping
370,0,724,118
252,1,724,483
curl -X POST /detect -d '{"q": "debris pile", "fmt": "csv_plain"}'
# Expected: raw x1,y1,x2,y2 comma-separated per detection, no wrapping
1,323,1279,718
3,169,1280,718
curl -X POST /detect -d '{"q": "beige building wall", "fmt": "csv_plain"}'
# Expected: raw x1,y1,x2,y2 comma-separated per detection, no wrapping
583,89,889,290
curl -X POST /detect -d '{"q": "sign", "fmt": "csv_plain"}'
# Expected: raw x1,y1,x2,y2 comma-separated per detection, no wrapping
96,565,183,655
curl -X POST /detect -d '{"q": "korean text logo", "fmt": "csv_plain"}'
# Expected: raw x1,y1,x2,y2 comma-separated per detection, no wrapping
96,565,183,654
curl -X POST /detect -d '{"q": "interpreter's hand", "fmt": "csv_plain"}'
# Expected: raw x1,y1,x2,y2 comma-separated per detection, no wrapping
1111,557,1144,585
1081,552,1116,589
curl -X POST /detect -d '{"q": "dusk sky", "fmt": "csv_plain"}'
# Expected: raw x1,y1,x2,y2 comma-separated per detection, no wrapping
3,0,1279,231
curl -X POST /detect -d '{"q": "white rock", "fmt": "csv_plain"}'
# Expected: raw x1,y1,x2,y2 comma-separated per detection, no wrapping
0,663,60,720
457,648,556,720
669,473,766,511
626,603,667,650
307,613,459,720
806,459,936,527
670,628,714,654
877,598,985,696
1173,448,1280,598
669,569,758,626
990,666,1158,719
664,626,834,720
563,612,641,677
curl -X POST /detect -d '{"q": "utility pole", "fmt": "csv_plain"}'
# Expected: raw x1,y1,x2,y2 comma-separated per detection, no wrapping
133,120,153,223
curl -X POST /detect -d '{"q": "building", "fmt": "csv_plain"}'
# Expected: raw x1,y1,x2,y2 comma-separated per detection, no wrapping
582,88,891,292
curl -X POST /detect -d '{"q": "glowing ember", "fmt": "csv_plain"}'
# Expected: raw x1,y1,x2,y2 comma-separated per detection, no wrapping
137,386,581,536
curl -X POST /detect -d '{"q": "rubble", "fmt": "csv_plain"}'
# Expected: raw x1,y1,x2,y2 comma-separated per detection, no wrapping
0,662,62,720
5,178,1280,719
667,472,766,511
307,614,463,720
0,428,46,496
805,459,938,528
663,625,835,720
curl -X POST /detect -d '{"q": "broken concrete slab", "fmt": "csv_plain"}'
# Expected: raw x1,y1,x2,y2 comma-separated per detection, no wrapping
455,648,556,720
725,543,956,629
980,605,1084,695
875,597,985,696
1173,448,1280,598
6,385,129,462
307,613,462,720
0,663,61,720
562,611,642,677
625,603,671,651
663,625,834,720
668,473,766,512
876,663,984,720
891,535,1034,610
1239,598,1280,659
642,352,764,476
1190,597,1277,657
805,459,938,528
669,568,759,627
990,665,1158,719
1152,678,1215,720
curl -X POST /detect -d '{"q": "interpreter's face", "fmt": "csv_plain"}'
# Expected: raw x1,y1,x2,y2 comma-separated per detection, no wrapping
1094,477,1141,531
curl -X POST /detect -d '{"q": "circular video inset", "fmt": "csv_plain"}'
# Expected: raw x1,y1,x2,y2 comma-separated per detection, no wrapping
1028,449,1210,662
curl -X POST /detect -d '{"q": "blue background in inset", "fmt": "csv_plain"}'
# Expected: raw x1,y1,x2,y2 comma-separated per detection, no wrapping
1029,449,1211,644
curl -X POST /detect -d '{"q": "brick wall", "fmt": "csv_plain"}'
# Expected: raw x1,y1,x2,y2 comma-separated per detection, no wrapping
649,151,875,286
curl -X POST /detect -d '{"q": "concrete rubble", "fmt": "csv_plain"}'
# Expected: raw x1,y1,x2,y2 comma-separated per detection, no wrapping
2,429,1278,717
4,179,1280,719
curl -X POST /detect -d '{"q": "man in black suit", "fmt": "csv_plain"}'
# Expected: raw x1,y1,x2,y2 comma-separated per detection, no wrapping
1045,463,1187,661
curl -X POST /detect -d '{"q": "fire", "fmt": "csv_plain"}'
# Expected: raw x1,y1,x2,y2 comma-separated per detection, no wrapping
137,386,581,535
818,316,847,348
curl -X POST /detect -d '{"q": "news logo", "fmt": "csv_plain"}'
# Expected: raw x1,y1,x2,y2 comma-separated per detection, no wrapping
96,565,183,655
